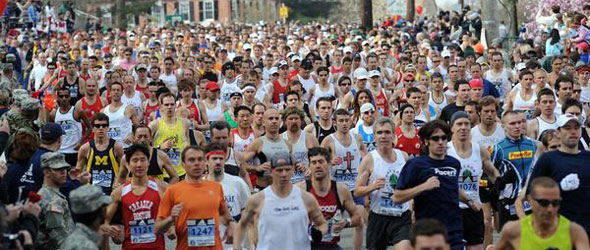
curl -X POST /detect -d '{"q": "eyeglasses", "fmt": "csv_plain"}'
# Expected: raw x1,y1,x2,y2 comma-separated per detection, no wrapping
125,54,131,56
104,61,112,64
533,197,562,207
429,135,448,141
364,110,375,115
339,83,351,86
204,61,213,64
93,123,108,128
573,90,582,94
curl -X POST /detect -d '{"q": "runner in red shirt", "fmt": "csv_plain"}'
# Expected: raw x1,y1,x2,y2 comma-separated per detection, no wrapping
75,79,107,143
395,104,422,156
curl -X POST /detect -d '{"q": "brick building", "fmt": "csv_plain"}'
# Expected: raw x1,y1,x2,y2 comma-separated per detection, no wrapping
161,0,279,23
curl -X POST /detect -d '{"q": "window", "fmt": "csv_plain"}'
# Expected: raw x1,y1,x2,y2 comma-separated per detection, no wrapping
199,0,217,21
231,0,239,21
179,0,191,21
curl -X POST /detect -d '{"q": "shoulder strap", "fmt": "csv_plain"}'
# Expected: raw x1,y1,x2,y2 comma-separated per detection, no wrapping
331,180,344,212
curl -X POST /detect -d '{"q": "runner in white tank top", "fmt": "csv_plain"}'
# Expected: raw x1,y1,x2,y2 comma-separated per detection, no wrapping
257,186,311,250
536,115,559,140
512,89,537,120
121,91,143,118
298,73,316,100
205,99,224,121
428,91,449,111
485,68,511,100
471,123,505,149
447,141,483,208
330,132,362,191
104,104,133,148
283,131,309,183
310,83,336,110
55,106,83,154
368,149,409,216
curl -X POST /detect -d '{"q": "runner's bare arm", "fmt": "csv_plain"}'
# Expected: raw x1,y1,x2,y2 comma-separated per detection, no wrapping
320,136,335,159
238,138,262,162
304,123,317,138
158,150,179,184
75,108,92,145
116,155,129,185
494,220,519,250
355,134,367,157
76,143,90,171
337,183,361,227
571,222,590,250
233,193,262,249
481,145,499,183
306,130,320,147
353,153,375,198
105,186,122,224
526,119,539,140
303,191,328,234
125,105,140,126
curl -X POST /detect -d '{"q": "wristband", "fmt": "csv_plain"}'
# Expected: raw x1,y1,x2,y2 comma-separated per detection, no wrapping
345,218,352,228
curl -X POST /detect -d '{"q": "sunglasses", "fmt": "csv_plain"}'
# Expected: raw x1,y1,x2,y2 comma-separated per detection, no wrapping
58,95,69,98
429,135,448,141
104,61,112,63
364,110,375,115
533,198,561,207
339,83,351,86
93,123,108,128
573,90,581,94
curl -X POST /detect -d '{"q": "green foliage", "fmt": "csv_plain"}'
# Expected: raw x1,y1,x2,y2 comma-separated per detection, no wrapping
283,0,340,21
112,0,157,28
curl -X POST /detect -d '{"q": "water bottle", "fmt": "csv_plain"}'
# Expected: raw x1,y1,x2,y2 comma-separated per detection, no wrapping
332,209,343,237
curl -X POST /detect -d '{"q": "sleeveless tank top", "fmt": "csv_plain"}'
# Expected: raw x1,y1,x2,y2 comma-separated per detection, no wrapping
307,180,343,246
428,92,449,111
122,91,143,119
258,136,290,164
56,106,82,154
147,148,165,180
121,179,165,249
258,187,310,250
395,127,421,156
205,99,224,122
135,83,149,98
297,74,316,101
282,131,309,184
447,141,483,209
42,74,58,111
153,119,187,176
369,149,409,216
86,138,119,194
414,109,429,128
81,96,104,143
144,102,159,125
177,99,202,125
485,68,511,100
374,89,390,117
62,76,81,106
271,80,289,104
314,121,336,144
311,83,336,109
513,89,537,120
104,104,133,148
330,132,362,190
536,115,559,140
520,215,571,250
471,123,505,149
357,124,375,152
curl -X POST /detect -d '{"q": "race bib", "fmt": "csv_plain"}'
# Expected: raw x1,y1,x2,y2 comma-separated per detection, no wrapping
129,219,156,244
290,170,306,184
107,127,121,139
379,197,404,216
69,87,78,98
333,170,358,190
167,148,181,166
91,170,113,188
187,218,216,247
508,201,532,215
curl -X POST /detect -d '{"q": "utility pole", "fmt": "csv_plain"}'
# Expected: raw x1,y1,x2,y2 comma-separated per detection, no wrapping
361,0,373,29
406,0,414,22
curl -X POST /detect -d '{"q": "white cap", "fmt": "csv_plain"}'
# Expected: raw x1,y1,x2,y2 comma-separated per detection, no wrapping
369,70,381,78
269,67,279,75
291,55,302,62
141,35,149,40
286,52,295,58
354,68,369,80
557,114,582,128
441,50,451,58
516,62,526,71
278,60,289,68
360,103,375,113
343,46,353,54
362,41,370,47
242,43,252,51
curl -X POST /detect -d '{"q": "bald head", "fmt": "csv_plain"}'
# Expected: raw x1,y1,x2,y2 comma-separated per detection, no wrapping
264,108,281,134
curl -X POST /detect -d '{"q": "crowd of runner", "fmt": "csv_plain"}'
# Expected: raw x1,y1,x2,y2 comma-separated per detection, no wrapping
1,2,590,250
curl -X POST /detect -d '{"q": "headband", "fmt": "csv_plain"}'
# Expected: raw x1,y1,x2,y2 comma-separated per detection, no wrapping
205,151,226,159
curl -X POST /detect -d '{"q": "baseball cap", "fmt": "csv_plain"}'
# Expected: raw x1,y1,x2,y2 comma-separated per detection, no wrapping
136,63,148,71
516,62,526,71
360,103,375,114
369,70,381,78
41,152,70,169
206,82,220,91
343,46,353,54
354,68,369,80
441,50,451,58
301,59,313,69
404,64,416,72
269,67,279,75
557,114,582,128
469,78,484,88
69,185,112,214
278,60,289,68
291,55,302,62
242,43,252,51
41,123,64,141
229,89,243,98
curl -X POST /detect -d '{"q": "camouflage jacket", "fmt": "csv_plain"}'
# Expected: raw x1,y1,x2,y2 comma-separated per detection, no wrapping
60,223,101,250
36,186,75,250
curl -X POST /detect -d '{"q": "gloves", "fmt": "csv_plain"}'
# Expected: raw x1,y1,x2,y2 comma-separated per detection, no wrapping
560,174,580,191
497,165,517,190
310,226,323,243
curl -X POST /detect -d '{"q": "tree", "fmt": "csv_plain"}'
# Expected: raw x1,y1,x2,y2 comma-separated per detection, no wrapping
111,0,156,28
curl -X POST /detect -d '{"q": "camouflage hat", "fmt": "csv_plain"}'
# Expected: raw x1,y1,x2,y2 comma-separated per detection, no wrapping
20,98,40,111
69,185,112,214
13,89,27,96
12,91,28,107
41,152,70,169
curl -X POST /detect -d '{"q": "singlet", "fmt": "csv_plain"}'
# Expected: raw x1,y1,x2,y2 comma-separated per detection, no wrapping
258,136,290,165
485,68,512,100
447,141,483,209
144,102,159,125
220,78,240,106
81,96,105,143
42,74,58,111
282,131,309,184
122,91,143,119
330,65,343,74
536,115,559,140
369,149,409,216
257,187,310,250
471,123,505,149
153,119,187,177
177,99,202,125
271,80,289,104
373,89,390,117
224,148,241,177
513,89,537,120
520,215,572,250
205,99,224,122
313,121,336,144
581,128,590,151
135,83,148,98
581,87,590,107
357,124,375,152
62,76,81,106
428,92,449,111
223,110,238,129
104,104,133,148
311,83,336,109
55,106,82,154
330,132,362,191
395,127,421,156
414,109,429,128
121,178,165,249
86,138,119,195
307,180,343,246
297,74,316,100
147,148,165,180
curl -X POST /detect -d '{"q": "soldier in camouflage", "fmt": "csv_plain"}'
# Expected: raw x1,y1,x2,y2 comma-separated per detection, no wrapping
6,97,40,136
61,185,112,250
36,152,75,250
0,61,20,91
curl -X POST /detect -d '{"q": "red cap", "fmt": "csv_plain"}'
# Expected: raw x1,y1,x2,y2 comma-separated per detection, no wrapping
469,78,484,88
206,81,220,91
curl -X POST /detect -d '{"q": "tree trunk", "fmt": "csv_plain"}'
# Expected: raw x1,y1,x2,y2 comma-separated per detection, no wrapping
407,0,414,22
508,0,518,37
361,0,373,29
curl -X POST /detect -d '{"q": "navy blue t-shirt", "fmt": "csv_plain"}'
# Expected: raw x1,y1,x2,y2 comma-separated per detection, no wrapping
27,147,52,192
529,150,590,232
397,155,463,232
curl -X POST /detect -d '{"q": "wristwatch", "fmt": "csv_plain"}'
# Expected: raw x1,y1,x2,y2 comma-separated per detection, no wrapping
345,218,352,228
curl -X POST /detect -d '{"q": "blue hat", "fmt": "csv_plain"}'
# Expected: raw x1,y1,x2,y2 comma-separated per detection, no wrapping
40,123,64,141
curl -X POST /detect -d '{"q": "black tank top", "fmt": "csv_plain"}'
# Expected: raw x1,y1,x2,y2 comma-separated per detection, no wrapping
63,76,81,106
580,128,590,151
87,138,117,195
147,148,164,176
314,121,336,144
